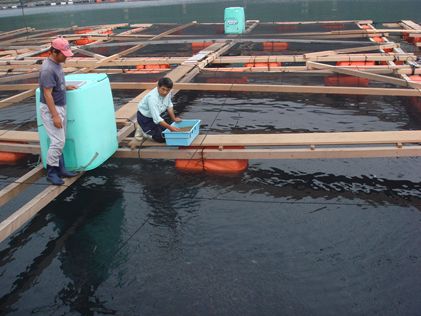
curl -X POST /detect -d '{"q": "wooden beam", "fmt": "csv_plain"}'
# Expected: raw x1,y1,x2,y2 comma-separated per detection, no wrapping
114,146,421,160
307,61,421,88
0,173,83,243
3,130,421,148
0,89,35,109
0,165,43,207
303,43,398,58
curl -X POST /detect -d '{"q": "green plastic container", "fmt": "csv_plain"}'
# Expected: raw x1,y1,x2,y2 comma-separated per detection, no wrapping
36,73,118,171
224,7,245,34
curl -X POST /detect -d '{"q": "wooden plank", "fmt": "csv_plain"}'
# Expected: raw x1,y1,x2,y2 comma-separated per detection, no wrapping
0,173,83,243
0,72,39,84
0,130,39,142
303,43,398,58
0,80,406,97
401,20,421,30
307,61,421,88
0,165,43,207
105,82,421,97
3,130,421,148
0,89,35,109
114,146,421,160
213,54,416,64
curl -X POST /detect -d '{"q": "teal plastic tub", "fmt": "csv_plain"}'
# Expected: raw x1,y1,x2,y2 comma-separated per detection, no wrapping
163,119,201,146
36,73,118,171
224,7,245,34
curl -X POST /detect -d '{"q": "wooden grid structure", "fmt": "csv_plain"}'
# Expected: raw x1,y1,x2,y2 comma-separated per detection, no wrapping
0,19,421,243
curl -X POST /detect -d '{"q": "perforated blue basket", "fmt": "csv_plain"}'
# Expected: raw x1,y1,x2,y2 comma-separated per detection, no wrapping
163,119,201,146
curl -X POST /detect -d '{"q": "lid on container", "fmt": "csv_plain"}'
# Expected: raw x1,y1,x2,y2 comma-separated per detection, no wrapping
65,73,108,83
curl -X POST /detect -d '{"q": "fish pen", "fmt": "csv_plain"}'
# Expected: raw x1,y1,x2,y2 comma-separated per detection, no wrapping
1,18,421,314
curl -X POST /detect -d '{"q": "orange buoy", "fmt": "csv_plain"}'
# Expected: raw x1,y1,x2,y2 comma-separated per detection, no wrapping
75,37,96,45
336,61,376,67
75,28,93,34
324,75,369,87
409,75,421,82
244,62,281,68
402,32,421,43
136,64,170,70
262,42,288,52
191,42,212,53
372,36,385,43
175,146,248,173
322,23,345,30
101,29,113,35
204,159,248,174
36,51,50,57
0,142,29,164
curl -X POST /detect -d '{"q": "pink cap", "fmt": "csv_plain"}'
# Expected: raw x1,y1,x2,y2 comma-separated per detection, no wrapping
51,37,73,57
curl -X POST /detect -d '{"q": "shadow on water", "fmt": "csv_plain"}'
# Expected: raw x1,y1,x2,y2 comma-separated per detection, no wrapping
0,166,125,315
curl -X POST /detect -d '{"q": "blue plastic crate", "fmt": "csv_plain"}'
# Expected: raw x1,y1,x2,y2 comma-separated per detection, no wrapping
163,119,201,146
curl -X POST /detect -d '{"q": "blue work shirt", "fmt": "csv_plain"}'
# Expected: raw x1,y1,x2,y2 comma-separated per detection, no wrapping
39,58,66,106
137,87,173,124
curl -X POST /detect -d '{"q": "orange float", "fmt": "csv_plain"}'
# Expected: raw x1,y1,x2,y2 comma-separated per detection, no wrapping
262,42,288,52
336,61,376,67
176,146,248,173
244,62,281,68
136,64,170,70
36,51,50,57
0,142,29,164
191,42,212,54
75,37,96,45
75,28,93,34
403,32,421,44
372,36,385,43
324,75,369,87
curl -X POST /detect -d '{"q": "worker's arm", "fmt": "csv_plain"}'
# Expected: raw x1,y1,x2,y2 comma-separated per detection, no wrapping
66,85,77,90
43,87,62,129
167,107,182,123
159,120,180,132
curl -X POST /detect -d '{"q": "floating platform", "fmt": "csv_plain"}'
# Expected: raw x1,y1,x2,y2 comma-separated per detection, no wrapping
1,19,421,242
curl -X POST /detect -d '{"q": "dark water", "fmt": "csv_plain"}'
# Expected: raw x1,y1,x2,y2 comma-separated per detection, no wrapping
2,0,421,315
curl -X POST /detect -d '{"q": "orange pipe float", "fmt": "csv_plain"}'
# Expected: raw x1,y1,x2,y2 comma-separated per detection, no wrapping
0,142,29,164
262,42,289,52
324,75,369,87
176,146,248,173
244,62,281,68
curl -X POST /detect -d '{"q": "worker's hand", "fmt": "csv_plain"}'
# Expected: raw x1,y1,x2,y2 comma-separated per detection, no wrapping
66,85,77,90
53,115,63,129
173,117,182,122
169,126,181,132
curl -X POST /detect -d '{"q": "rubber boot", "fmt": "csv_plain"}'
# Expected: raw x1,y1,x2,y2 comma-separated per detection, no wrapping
47,165,64,185
59,155,77,178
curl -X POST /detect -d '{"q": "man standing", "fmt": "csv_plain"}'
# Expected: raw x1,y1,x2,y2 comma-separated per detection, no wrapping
136,77,181,143
39,37,77,185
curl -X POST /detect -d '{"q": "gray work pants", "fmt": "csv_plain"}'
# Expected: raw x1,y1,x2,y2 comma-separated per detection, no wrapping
40,102,66,167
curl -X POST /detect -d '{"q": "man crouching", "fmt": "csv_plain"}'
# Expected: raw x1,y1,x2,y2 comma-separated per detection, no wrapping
136,77,181,143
